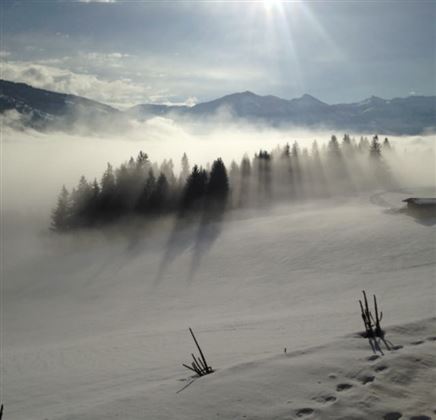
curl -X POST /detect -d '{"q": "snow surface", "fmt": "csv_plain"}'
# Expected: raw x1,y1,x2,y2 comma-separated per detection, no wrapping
2,191,436,419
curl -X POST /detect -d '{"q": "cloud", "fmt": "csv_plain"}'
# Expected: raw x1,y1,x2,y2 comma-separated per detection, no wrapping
83,52,129,59
1,46,269,108
2,61,147,108
185,97,198,107
2,55,207,109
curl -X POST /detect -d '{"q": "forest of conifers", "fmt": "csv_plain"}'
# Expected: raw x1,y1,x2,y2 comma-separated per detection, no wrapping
51,134,393,231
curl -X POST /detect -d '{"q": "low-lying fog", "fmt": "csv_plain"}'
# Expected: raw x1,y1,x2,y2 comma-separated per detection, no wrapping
2,116,435,232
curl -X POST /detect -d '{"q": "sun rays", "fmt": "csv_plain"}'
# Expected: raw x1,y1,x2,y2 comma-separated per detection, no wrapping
262,0,281,12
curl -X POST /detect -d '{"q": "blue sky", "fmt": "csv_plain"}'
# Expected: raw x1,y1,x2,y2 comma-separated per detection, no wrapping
1,0,435,108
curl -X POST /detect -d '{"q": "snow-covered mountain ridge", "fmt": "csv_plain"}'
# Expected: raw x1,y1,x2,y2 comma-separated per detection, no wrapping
1,79,435,134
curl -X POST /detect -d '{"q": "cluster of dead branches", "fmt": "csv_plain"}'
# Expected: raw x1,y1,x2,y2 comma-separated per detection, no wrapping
359,290,394,354
359,290,383,338
182,328,213,377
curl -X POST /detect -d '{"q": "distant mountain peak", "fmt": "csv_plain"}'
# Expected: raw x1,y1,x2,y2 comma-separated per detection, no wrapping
292,93,327,107
369,95,385,102
360,95,386,106
223,90,258,99
301,93,318,100
240,90,256,96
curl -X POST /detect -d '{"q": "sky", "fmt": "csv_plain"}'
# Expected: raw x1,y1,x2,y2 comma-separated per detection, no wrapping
1,0,435,108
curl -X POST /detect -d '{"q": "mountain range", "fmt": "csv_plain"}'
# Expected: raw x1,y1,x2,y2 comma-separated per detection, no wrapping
1,79,435,135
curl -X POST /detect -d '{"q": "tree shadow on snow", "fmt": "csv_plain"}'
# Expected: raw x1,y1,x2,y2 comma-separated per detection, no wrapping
153,215,198,286
153,200,226,285
187,203,226,281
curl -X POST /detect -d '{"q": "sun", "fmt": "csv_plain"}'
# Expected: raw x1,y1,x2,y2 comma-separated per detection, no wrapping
262,0,281,11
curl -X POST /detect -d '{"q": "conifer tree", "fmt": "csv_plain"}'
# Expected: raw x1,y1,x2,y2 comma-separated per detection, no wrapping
358,136,370,153
181,165,208,211
369,135,382,159
180,153,190,184
160,159,176,187
383,137,392,152
369,135,393,188
51,186,71,231
206,158,229,201
100,163,117,220
70,175,93,227
291,142,300,158
136,169,156,214
135,151,149,180
342,133,354,157
238,155,252,207
148,173,169,213
328,135,341,157
255,150,272,202
87,179,100,225
282,143,291,158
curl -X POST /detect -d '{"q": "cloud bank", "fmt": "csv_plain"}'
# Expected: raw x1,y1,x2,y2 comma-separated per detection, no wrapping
2,60,147,109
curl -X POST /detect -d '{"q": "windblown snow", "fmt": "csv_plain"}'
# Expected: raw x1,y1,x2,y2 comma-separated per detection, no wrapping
3,187,436,419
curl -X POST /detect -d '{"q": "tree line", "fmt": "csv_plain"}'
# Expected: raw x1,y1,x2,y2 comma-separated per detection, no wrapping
51,134,393,231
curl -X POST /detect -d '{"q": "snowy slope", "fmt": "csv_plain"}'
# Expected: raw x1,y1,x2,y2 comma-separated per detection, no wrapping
3,191,436,420
51,318,436,420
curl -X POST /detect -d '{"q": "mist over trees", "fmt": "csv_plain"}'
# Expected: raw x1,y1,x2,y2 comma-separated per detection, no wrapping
51,134,395,231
